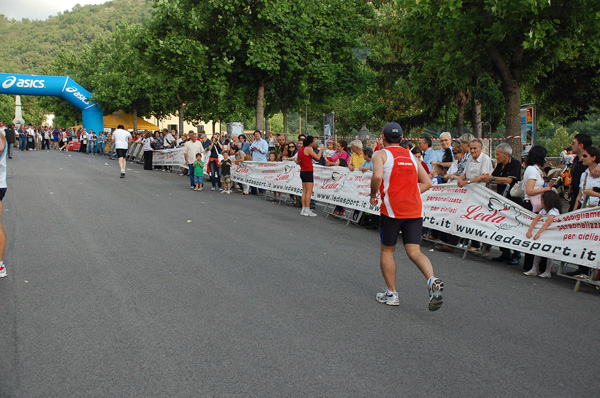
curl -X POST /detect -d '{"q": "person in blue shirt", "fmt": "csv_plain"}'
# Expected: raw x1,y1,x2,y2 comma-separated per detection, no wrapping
249,130,268,194
419,135,441,171
431,132,454,171
359,147,373,172
97,132,106,155
249,130,268,162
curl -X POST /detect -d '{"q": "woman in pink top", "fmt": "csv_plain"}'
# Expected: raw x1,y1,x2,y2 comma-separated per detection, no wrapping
326,140,350,166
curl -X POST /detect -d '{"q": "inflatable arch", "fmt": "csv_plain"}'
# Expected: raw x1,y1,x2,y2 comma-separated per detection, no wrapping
0,72,103,133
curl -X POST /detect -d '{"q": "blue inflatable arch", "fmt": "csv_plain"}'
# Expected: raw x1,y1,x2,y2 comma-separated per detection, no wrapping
0,72,103,133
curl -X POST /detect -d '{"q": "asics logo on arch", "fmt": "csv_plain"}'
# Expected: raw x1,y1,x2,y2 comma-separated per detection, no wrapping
2,76,45,89
65,87,77,93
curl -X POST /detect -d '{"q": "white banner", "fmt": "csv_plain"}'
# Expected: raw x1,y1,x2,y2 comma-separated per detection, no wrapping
232,162,600,268
152,148,186,168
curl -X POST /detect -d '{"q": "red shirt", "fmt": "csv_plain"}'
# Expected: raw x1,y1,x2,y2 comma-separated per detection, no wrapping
379,146,423,219
298,147,313,172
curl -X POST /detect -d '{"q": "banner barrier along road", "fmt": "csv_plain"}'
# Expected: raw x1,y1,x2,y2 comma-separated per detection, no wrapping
233,161,600,269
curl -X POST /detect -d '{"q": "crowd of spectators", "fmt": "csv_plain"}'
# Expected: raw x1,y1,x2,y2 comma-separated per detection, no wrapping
3,119,598,280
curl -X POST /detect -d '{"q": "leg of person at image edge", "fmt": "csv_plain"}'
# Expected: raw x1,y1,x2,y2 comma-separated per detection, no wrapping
0,200,6,278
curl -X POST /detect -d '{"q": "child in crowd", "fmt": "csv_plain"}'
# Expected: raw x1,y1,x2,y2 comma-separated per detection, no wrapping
324,140,336,163
524,190,561,278
430,164,445,184
220,150,232,194
268,152,277,162
193,153,204,191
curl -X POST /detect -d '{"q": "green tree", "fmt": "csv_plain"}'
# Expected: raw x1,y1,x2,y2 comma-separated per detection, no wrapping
144,0,372,132
546,126,574,157
396,0,600,138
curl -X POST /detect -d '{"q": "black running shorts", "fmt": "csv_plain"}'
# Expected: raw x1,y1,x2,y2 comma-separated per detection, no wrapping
300,171,314,183
379,215,423,246
116,149,127,158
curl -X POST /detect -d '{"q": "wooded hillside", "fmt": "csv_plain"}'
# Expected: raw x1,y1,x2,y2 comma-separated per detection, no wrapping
0,0,153,74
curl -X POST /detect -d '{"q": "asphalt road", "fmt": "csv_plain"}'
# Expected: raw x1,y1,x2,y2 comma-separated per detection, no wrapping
0,149,599,398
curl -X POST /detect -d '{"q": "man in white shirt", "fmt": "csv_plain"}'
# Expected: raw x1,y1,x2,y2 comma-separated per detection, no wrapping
112,124,132,178
183,132,204,189
457,139,494,187
457,139,494,251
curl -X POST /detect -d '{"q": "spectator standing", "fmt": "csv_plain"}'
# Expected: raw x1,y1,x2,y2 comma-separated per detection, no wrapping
238,134,250,154
431,132,454,170
418,135,441,171
79,128,88,154
5,124,15,159
457,139,494,251
193,153,204,191
249,130,268,195
446,145,463,181
220,151,233,194
184,132,204,189
18,126,27,151
295,135,326,216
482,143,522,264
112,125,132,178
140,131,155,170
359,148,374,172
524,191,561,278
455,133,474,176
230,146,250,195
348,140,365,171
88,130,97,155
568,134,593,211
97,132,106,155
574,146,600,210
411,147,429,174
208,132,224,191
370,122,443,311
326,140,350,166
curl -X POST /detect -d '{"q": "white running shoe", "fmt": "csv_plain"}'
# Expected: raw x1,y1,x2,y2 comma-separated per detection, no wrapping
428,277,444,311
538,272,551,279
376,289,399,306
523,269,538,276
305,209,317,217
0,264,7,278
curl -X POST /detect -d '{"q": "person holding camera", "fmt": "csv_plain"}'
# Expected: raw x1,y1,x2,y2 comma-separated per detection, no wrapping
208,133,223,191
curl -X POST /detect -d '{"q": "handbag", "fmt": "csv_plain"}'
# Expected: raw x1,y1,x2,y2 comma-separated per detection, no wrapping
510,180,525,198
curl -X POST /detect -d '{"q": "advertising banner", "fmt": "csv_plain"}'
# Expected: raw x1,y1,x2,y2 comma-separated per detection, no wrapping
233,162,600,268
152,148,186,167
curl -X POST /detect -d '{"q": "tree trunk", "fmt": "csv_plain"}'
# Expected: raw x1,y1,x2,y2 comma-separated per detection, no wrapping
502,80,521,141
256,80,265,131
178,104,184,138
132,107,138,134
455,89,470,135
487,46,524,140
283,108,288,139
472,97,482,138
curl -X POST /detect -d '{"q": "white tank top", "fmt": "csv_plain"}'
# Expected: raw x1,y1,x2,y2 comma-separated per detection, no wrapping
0,133,7,189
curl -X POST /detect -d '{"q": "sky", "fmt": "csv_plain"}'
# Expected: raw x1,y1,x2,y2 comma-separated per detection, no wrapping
1,0,107,21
